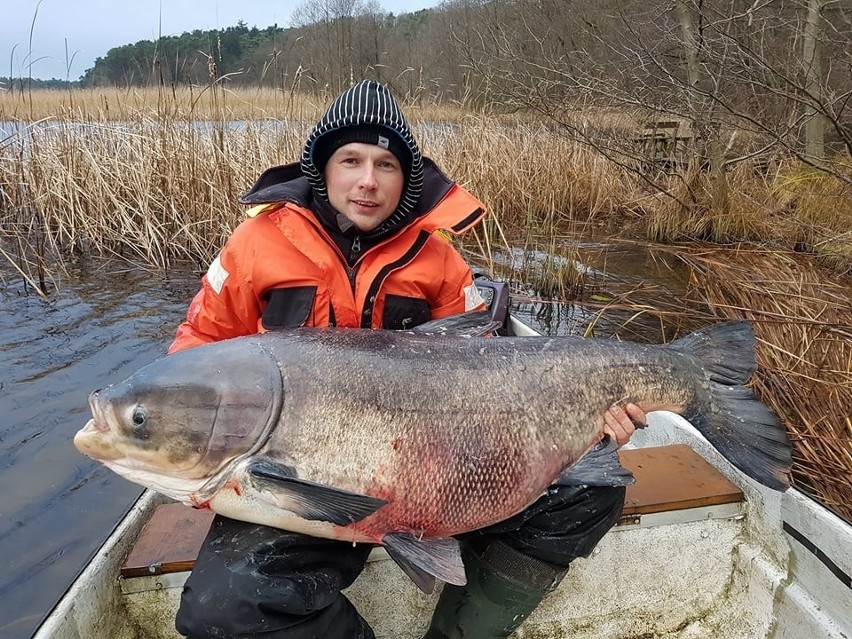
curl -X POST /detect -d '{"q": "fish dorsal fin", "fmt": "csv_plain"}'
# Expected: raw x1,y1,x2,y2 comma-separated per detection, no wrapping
555,436,635,487
409,310,499,337
383,533,466,593
247,458,387,525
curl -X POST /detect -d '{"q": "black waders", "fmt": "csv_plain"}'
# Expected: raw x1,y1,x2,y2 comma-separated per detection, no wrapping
423,483,627,639
422,540,567,639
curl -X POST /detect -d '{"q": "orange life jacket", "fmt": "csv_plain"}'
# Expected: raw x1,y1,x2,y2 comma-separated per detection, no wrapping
169,181,486,353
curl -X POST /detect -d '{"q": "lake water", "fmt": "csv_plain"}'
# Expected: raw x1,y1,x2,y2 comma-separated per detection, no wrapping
0,242,695,638
0,258,198,638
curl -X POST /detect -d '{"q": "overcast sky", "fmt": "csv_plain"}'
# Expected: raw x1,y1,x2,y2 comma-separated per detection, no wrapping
2,0,440,81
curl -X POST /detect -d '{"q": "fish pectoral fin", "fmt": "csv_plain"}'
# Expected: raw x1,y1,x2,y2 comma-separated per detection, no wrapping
383,533,466,594
247,458,387,525
555,436,635,487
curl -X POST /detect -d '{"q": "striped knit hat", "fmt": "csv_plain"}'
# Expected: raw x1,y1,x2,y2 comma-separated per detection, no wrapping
301,80,424,233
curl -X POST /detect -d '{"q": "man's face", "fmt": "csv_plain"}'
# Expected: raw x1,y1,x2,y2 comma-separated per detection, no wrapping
324,143,405,232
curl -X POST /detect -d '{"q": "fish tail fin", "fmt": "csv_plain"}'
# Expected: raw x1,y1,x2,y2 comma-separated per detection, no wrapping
670,322,793,491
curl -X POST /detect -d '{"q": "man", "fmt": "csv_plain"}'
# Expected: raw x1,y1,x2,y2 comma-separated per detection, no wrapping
171,79,644,639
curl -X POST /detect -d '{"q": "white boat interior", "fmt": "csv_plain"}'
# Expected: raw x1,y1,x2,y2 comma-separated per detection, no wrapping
35,316,852,639
36,419,852,639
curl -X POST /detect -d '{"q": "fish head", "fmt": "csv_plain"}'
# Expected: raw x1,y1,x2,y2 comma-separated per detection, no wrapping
74,338,283,483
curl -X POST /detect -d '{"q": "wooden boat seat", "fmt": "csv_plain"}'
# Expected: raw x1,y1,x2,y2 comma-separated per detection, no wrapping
121,444,743,578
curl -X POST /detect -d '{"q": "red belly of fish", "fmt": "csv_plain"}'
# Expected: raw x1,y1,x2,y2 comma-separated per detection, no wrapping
346,450,566,541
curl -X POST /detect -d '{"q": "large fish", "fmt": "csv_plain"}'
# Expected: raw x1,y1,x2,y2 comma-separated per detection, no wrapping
74,314,791,592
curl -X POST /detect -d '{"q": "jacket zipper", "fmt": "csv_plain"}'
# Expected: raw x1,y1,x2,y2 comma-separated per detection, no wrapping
347,264,358,291
308,220,427,324
308,226,359,294
359,230,431,328
346,236,362,291
347,235,362,265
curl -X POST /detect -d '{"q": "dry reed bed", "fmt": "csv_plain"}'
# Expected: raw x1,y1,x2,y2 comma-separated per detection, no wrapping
649,161,852,274
0,86,478,125
680,249,852,522
2,87,850,273
0,115,641,269
1,119,305,267
1,86,326,123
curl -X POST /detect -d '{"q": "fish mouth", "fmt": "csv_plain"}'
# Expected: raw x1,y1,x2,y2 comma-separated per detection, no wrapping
87,389,112,433
74,389,121,461
74,418,122,461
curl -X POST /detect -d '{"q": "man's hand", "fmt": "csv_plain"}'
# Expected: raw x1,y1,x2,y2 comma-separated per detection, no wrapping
603,403,646,448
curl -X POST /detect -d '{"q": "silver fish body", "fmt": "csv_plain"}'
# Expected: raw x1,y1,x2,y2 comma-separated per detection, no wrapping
74,320,792,589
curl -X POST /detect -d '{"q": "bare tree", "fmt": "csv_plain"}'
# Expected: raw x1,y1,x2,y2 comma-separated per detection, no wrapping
291,0,390,92
803,0,828,158
443,0,851,189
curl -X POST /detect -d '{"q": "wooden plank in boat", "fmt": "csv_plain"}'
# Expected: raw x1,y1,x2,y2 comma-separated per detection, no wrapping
121,444,743,578
619,444,743,515
121,503,214,577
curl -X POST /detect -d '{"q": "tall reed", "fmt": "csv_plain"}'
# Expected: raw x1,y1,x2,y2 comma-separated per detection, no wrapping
647,160,852,273
680,248,852,522
1,87,851,278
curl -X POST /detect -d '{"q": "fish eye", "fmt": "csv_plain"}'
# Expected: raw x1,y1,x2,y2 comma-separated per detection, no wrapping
132,407,146,426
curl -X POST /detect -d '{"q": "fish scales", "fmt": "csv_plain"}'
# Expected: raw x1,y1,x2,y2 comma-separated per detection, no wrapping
74,318,792,591
255,331,696,536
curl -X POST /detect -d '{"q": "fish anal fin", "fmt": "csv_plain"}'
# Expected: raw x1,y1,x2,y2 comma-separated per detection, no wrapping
383,533,466,593
556,436,635,487
247,458,387,525
384,549,437,594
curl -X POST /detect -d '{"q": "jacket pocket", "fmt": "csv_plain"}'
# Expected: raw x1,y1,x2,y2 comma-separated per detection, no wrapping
382,294,431,330
261,286,316,330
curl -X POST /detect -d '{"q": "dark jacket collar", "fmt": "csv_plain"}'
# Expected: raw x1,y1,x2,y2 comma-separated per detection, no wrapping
238,157,455,221
238,163,312,207
238,157,463,265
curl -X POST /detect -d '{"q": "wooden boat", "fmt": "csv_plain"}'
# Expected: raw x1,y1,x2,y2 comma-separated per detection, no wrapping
35,310,852,639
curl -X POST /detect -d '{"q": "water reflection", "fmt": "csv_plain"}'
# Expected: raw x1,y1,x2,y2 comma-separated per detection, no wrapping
505,238,704,342
0,257,199,639
0,118,305,143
